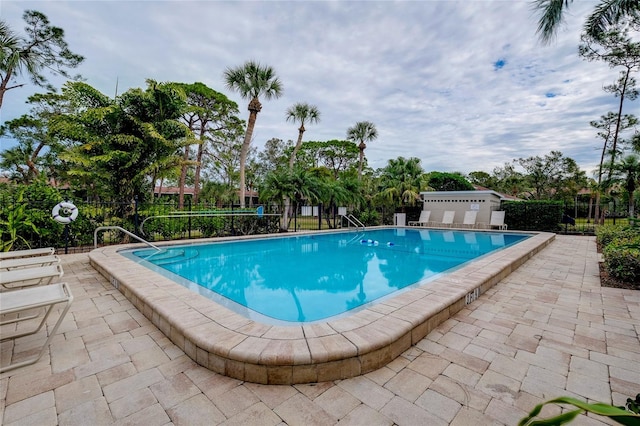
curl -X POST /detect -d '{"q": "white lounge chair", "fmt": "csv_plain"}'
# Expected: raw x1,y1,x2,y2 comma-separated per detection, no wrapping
408,210,431,226
0,247,55,260
0,282,73,373
0,264,64,290
459,211,478,228
487,211,508,230
0,255,61,271
434,211,455,228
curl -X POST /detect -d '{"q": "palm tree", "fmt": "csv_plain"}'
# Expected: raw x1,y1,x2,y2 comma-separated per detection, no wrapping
346,121,378,179
609,154,640,217
260,167,323,231
286,102,321,169
533,0,640,44
376,157,424,209
224,60,283,207
280,103,321,230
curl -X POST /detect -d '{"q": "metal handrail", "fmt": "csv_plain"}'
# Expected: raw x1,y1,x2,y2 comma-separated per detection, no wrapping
342,214,365,230
94,226,161,251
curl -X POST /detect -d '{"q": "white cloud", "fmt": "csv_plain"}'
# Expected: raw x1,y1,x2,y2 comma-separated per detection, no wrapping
1,0,638,178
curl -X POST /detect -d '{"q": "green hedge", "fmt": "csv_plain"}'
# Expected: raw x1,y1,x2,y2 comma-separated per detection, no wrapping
502,201,563,232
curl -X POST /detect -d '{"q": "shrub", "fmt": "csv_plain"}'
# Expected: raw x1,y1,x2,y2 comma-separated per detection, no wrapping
193,215,226,237
353,208,380,226
596,224,638,247
603,235,640,284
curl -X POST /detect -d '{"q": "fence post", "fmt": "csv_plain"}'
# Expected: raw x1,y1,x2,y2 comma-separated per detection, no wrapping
318,203,323,230
188,198,192,239
231,204,235,235
134,196,139,233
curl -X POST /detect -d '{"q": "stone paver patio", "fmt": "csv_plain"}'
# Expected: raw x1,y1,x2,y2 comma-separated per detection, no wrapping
1,235,638,425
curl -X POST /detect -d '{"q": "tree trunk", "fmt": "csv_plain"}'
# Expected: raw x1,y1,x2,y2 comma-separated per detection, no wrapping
282,196,291,231
0,69,14,111
358,142,366,179
607,70,629,182
289,126,305,169
193,126,207,205
178,146,190,209
240,97,262,208
595,192,603,225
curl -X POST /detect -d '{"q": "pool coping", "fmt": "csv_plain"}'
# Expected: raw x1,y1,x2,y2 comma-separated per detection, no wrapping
89,227,555,385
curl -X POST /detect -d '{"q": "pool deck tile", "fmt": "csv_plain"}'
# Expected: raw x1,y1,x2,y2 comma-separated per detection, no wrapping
1,235,640,425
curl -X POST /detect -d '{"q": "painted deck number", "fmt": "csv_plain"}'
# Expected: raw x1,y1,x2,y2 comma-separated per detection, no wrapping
465,287,480,305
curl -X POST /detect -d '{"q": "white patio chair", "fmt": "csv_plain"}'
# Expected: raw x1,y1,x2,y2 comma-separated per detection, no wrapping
0,264,64,290
434,211,455,228
488,211,508,230
0,282,74,373
0,255,61,271
0,247,55,260
408,210,431,226
459,211,478,228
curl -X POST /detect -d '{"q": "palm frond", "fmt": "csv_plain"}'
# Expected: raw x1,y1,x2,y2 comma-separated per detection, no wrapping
584,0,640,39
533,0,573,45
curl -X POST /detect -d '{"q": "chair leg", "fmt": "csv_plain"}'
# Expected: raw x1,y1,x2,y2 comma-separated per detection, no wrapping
0,289,73,373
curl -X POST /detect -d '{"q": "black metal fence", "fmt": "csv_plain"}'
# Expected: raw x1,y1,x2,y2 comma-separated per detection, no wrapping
1,195,633,253
1,197,390,253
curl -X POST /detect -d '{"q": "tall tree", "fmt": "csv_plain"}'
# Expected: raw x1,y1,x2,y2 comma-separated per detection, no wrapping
580,24,640,181
0,91,69,182
280,103,321,230
0,10,84,109
297,140,360,178
51,80,190,207
285,102,320,168
590,112,638,222
253,138,292,183
223,60,283,207
346,121,378,179
467,170,497,189
175,82,241,206
426,171,475,192
491,162,527,197
533,0,640,44
517,151,587,201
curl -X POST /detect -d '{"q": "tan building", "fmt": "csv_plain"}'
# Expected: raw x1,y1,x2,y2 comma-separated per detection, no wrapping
419,190,505,225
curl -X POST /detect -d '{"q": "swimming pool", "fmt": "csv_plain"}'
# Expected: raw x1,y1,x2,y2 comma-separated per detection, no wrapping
123,229,529,323
90,228,554,384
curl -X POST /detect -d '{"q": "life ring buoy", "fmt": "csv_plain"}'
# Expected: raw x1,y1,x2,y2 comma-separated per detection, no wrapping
52,202,78,224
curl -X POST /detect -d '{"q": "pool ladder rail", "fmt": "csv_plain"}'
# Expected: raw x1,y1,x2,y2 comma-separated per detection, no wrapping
94,226,161,251
94,226,200,265
342,214,365,230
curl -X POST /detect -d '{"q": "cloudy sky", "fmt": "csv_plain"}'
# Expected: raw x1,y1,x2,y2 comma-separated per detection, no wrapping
2,0,638,177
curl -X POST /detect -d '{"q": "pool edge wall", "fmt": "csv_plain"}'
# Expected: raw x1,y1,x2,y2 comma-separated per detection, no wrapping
89,228,555,385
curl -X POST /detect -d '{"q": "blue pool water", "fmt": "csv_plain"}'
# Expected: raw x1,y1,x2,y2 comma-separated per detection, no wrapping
124,229,529,323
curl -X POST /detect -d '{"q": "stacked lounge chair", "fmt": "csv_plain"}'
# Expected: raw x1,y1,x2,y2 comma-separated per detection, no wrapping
0,247,73,373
